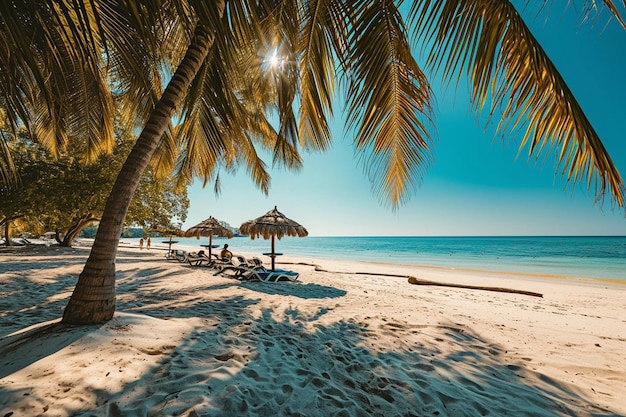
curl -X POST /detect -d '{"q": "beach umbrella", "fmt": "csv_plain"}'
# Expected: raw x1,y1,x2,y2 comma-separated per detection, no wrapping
239,206,308,270
184,217,234,258
150,226,185,253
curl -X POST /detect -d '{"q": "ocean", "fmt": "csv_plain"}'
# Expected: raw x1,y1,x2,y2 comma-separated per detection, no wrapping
123,235,626,283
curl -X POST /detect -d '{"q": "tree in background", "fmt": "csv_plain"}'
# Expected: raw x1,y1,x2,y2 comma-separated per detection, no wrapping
126,168,189,235
0,132,44,244
1,128,188,247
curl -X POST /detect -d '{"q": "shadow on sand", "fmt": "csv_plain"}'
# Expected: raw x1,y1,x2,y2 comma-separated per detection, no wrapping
0,249,620,416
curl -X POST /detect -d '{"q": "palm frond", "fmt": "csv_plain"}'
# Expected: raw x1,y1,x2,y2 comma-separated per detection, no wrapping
596,0,626,28
173,31,281,194
297,0,343,151
276,8,300,157
411,0,624,207
104,0,185,135
344,0,435,208
254,0,303,168
174,59,227,188
0,124,16,186
0,1,117,160
173,0,308,193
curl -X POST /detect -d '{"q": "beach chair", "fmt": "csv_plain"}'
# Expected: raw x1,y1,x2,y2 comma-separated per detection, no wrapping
234,255,264,269
165,249,185,261
181,251,212,266
245,268,299,282
177,251,192,263
215,261,299,282
249,257,264,268
213,257,266,279
209,254,234,270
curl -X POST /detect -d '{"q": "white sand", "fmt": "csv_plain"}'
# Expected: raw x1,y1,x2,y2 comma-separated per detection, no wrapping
1,243,624,417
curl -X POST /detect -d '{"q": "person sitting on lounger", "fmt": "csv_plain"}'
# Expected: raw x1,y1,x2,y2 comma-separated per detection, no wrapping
219,244,233,260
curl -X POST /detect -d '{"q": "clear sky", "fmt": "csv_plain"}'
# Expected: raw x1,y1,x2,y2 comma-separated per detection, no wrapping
183,5,626,237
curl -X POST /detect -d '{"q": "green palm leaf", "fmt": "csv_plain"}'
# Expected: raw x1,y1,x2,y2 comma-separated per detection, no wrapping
411,0,625,206
344,0,436,208
298,0,345,151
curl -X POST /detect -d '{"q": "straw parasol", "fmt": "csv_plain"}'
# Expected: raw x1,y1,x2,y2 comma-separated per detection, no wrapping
149,226,185,253
184,217,233,258
239,206,308,270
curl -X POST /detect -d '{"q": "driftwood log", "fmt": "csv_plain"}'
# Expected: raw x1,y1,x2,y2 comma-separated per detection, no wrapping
406,276,543,297
283,262,543,298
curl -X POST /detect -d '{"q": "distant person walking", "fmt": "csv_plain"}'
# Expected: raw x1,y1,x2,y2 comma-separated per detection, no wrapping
139,238,144,250
146,237,151,250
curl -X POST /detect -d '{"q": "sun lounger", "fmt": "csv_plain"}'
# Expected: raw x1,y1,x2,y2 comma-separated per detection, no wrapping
165,249,185,261
177,250,233,269
249,257,264,267
215,263,299,282
234,255,264,268
213,254,266,277
175,251,193,263
187,254,211,266
214,262,263,278
210,255,234,270
247,268,299,282
180,251,212,266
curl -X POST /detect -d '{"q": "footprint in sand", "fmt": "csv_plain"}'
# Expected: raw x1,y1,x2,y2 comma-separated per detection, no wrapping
214,352,235,361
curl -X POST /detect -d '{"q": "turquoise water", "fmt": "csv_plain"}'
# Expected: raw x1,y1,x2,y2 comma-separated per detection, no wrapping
125,236,626,282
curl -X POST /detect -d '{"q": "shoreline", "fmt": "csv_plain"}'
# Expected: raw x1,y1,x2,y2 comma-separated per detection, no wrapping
2,245,624,416
119,236,626,283
358,259,626,289
10,237,625,287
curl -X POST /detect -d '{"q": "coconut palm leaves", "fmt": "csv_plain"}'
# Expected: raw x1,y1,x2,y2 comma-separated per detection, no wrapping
172,30,277,191
1,0,625,208
343,0,435,207
411,0,625,206
0,0,174,181
0,1,114,160
298,0,343,151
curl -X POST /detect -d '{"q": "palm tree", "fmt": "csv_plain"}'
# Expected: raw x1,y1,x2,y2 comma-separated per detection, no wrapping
1,1,624,324
60,1,297,323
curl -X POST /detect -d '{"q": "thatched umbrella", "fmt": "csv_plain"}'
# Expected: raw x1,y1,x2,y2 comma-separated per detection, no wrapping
150,226,185,253
184,217,233,258
239,206,308,270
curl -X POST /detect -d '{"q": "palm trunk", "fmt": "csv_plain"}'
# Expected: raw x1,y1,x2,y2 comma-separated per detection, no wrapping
62,25,217,325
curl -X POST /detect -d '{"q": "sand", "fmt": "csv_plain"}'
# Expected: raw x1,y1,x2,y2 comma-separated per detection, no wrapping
1,242,625,417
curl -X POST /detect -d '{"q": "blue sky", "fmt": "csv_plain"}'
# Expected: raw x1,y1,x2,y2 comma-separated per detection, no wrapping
183,5,626,237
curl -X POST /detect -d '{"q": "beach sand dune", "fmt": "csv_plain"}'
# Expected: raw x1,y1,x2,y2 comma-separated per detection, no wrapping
1,246,624,416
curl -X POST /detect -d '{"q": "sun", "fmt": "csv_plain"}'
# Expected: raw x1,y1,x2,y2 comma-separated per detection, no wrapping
265,49,284,70
268,51,280,67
